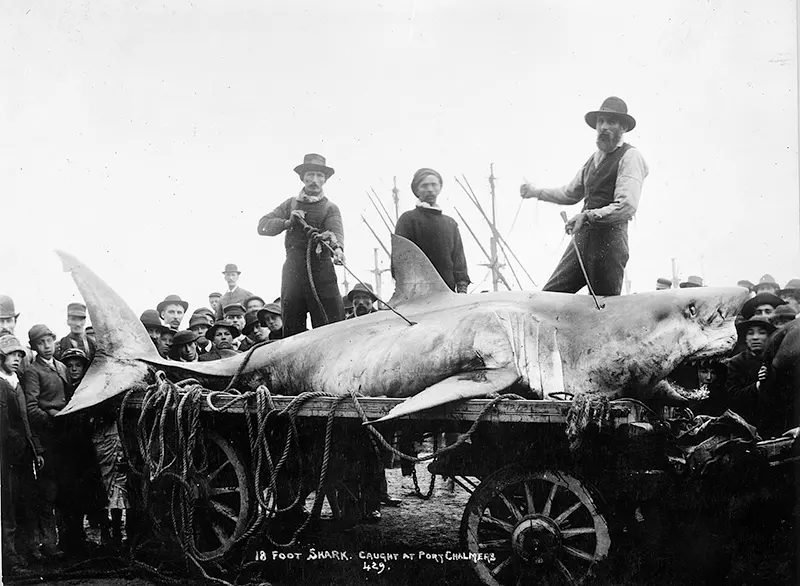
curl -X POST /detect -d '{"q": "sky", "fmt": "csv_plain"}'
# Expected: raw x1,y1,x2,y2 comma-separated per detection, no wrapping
1,0,798,339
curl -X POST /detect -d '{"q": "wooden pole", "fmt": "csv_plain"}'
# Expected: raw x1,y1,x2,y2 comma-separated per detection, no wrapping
453,207,512,291
488,163,500,292
392,176,400,223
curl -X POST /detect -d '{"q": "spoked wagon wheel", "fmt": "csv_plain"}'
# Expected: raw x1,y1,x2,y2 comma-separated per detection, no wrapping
460,466,610,586
187,432,253,561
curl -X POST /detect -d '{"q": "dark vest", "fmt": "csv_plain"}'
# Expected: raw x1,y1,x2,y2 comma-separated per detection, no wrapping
581,143,633,213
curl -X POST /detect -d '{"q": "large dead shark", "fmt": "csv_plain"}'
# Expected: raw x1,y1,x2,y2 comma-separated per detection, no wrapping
57,236,748,422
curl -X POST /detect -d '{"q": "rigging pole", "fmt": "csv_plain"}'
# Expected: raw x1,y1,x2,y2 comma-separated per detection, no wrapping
392,176,400,223
488,164,500,292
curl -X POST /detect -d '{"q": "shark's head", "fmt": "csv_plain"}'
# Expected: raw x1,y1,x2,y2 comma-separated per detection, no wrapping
578,287,749,394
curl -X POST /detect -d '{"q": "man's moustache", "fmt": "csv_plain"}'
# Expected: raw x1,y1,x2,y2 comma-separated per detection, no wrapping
355,305,369,316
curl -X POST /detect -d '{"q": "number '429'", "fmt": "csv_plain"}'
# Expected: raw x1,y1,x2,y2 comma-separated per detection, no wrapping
363,561,386,574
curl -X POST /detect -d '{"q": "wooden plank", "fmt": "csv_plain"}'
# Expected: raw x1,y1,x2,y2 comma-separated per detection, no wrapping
121,390,644,426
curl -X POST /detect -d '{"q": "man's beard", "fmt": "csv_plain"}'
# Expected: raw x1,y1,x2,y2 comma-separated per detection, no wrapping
596,127,623,153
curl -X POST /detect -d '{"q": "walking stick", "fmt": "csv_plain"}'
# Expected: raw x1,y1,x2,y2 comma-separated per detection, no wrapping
560,211,604,310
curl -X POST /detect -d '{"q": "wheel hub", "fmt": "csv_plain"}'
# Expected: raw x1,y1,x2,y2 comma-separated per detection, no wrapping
511,515,562,564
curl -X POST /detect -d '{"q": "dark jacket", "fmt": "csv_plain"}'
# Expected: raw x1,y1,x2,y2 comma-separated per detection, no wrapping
23,356,69,431
725,350,764,424
55,333,95,363
214,287,255,320
394,207,470,291
198,347,239,362
257,196,345,255
0,376,42,465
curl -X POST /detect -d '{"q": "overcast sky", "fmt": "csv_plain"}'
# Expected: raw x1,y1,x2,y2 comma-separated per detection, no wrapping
2,0,798,338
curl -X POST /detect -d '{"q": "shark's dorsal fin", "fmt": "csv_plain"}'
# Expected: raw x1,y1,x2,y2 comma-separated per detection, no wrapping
389,234,456,306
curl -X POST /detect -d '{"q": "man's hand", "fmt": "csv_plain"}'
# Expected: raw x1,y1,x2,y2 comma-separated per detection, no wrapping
456,282,469,294
289,209,307,226
333,248,345,265
565,212,588,235
520,183,537,199
757,365,768,382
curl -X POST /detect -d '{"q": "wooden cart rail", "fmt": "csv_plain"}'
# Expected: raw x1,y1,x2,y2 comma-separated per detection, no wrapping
121,389,650,426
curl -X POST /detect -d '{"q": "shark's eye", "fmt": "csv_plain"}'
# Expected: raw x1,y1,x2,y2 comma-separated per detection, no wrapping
687,304,698,319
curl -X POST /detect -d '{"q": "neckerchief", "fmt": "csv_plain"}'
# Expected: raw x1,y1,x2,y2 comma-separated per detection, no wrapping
296,188,325,204
415,200,442,212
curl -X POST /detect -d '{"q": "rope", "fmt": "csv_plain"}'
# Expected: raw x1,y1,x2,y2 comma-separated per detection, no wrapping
306,236,331,326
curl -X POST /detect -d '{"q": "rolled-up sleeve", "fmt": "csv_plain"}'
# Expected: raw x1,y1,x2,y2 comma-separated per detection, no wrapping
257,199,293,236
533,167,585,206
588,148,649,224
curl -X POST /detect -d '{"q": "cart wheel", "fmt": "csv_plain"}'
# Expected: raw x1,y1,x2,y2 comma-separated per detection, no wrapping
190,432,253,561
460,466,610,586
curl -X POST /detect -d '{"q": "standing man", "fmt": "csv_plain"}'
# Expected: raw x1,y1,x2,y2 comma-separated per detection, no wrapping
521,97,649,296
55,303,95,363
395,168,470,293
157,295,189,330
215,265,253,320
257,153,346,337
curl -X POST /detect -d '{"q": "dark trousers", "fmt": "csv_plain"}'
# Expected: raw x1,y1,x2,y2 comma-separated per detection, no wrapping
542,223,629,296
281,252,344,337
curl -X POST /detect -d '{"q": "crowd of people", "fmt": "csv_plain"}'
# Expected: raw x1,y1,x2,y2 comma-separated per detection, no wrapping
661,273,800,438
3,98,797,576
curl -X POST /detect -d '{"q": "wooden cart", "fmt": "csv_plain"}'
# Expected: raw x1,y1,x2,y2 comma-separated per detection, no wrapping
119,385,797,586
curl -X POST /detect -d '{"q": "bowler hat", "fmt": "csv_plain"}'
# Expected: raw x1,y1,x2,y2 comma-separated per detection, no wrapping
172,330,199,347
223,303,246,317
753,274,779,293
28,324,55,346
140,309,172,334
188,314,212,329
206,320,240,341
679,275,704,288
0,295,19,319
741,292,786,319
348,282,378,302
156,295,189,314
67,302,87,318
257,303,282,321
585,96,636,132
0,334,24,356
242,311,260,335
294,153,335,180
222,264,241,275
736,316,776,338
244,295,266,308
656,277,672,288
61,347,89,365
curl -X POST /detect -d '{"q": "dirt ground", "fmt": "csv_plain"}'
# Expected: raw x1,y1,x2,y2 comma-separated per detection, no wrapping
4,462,798,586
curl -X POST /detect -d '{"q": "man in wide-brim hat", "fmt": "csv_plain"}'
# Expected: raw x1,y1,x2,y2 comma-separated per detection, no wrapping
198,320,240,362
741,292,786,320
679,275,704,289
347,282,379,318
257,153,346,337
520,96,649,296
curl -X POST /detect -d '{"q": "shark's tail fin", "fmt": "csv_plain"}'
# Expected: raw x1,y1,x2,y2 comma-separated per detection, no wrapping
389,234,456,306
56,251,157,415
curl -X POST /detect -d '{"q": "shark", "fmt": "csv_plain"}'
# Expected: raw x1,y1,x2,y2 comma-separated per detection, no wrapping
57,235,748,422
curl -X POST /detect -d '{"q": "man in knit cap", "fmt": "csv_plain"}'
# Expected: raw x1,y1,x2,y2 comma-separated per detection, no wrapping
520,96,648,296
394,168,470,293
257,153,345,337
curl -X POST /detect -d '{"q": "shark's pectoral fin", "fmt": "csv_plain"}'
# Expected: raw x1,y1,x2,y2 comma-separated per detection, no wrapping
369,367,521,424
58,356,151,416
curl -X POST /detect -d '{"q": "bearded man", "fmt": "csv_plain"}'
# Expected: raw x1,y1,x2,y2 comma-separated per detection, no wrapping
521,97,649,296
257,154,345,337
